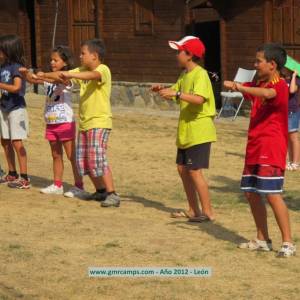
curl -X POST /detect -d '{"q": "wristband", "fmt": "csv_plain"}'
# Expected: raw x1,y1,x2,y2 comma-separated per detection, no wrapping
176,91,182,100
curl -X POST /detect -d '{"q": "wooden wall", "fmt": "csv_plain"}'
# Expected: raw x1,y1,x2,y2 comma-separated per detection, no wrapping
102,0,185,82
220,0,265,80
269,0,300,61
0,0,32,66
1,0,282,84
34,0,69,69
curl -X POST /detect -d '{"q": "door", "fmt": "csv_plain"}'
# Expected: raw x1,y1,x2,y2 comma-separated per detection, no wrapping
67,0,99,61
185,7,222,108
271,0,300,60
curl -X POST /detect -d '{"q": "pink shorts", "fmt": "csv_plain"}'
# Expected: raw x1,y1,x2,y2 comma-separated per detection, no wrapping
45,122,76,141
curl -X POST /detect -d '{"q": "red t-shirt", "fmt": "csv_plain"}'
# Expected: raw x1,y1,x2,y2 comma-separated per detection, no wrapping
242,78,288,170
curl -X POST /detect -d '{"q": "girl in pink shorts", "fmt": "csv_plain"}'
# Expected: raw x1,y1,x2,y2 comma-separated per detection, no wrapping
20,46,87,198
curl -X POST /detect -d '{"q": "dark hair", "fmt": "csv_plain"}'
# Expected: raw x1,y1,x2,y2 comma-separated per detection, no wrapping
184,50,203,64
0,35,25,65
51,45,74,70
81,38,106,60
257,43,287,70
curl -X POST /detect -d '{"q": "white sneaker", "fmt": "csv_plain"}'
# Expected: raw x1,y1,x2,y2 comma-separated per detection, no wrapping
277,242,296,258
286,162,299,171
64,186,90,199
238,239,273,251
40,184,63,195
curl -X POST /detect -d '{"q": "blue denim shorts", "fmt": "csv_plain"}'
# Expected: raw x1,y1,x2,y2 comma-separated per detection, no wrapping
288,111,300,133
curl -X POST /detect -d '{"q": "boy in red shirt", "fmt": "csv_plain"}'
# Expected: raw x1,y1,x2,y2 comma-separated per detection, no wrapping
224,43,296,257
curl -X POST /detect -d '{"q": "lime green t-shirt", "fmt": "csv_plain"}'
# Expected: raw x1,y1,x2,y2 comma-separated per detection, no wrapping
70,64,112,131
172,65,217,149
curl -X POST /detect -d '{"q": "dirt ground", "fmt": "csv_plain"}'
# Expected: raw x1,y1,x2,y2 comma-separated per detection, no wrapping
0,93,300,300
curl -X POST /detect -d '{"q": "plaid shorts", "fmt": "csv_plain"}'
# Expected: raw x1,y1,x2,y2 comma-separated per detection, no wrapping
76,128,111,177
241,164,285,194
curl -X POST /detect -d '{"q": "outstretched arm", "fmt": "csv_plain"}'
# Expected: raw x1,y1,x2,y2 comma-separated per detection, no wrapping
158,88,205,105
36,71,65,84
224,81,276,100
37,70,102,84
59,70,102,81
19,67,45,84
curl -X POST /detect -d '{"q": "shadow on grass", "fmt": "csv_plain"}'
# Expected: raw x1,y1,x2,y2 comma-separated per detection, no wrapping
30,175,73,190
122,194,181,214
211,176,300,212
169,220,247,244
284,192,300,212
211,175,245,201
225,151,244,159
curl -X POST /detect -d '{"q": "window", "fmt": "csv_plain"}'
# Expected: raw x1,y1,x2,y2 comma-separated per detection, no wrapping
134,0,154,36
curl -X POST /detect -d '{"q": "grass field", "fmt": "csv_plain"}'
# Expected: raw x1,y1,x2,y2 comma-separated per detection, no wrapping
0,93,300,300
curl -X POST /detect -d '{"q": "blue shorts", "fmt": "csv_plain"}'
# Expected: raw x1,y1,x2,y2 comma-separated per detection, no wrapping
241,164,284,195
288,111,300,133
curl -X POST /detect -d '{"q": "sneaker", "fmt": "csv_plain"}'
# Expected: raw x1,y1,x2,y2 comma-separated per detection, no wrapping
277,242,296,258
101,193,120,207
0,174,18,184
238,239,273,251
8,177,31,189
40,184,63,195
286,162,299,171
290,163,299,171
64,186,90,199
86,191,108,201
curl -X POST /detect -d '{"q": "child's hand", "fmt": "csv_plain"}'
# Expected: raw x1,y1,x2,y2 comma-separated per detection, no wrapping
58,72,72,86
292,70,298,78
59,71,71,80
224,81,242,92
19,67,28,74
224,81,235,90
151,84,164,92
36,71,45,78
159,88,176,100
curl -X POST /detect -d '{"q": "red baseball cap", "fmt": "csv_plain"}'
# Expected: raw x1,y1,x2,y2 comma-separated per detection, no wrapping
168,36,206,58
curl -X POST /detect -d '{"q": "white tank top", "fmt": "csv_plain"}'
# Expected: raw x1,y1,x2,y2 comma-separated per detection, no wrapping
44,82,75,124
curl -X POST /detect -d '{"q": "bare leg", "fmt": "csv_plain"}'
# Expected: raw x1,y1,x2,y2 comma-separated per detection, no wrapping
177,165,201,217
245,192,269,241
1,138,16,172
49,141,64,181
101,167,115,193
62,139,82,185
11,140,27,175
188,169,214,219
89,175,106,191
288,132,300,164
266,194,292,243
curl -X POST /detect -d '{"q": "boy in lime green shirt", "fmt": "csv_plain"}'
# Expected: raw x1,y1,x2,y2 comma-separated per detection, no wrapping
39,39,119,207
152,36,216,222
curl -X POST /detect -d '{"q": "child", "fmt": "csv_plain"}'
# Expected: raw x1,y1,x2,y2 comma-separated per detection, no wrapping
0,35,30,189
224,43,296,257
20,46,87,198
152,36,216,222
282,68,300,171
37,39,120,207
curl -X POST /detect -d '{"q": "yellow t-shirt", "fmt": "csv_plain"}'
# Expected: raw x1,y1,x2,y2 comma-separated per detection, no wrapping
172,65,217,149
70,64,112,131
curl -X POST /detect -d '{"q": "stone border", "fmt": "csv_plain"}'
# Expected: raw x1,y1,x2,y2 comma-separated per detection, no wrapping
26,81,179,111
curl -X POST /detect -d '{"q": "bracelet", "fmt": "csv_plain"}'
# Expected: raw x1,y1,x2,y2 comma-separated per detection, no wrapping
176,91,181,100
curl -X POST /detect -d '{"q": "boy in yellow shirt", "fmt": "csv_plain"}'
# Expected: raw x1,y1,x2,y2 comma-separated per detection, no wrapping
152,36,216,221
39,39,119,207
